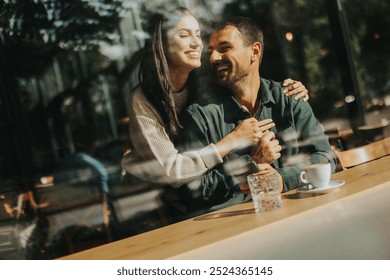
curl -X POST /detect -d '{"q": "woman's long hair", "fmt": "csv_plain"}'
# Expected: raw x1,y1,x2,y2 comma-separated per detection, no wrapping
138,7,197,139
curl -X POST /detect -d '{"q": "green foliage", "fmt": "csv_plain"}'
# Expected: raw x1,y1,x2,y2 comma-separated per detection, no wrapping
343,0,390,99
0,0,126,76
278,0,389,117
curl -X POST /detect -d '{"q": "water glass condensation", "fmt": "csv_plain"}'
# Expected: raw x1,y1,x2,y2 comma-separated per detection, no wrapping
247,171,282,213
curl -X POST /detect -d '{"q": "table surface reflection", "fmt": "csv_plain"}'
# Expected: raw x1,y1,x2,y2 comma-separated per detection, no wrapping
60,156,390,260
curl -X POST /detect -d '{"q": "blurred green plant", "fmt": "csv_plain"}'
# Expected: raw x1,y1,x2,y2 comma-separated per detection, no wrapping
0,0,126,76
277,0,390,118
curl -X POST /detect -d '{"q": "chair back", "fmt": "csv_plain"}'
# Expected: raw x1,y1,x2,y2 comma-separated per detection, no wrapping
324,128,346,151
35,154,113,256
357,125,387,143
335,137,390,170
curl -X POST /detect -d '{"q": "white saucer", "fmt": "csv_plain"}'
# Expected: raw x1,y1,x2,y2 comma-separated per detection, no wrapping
296,180,345,194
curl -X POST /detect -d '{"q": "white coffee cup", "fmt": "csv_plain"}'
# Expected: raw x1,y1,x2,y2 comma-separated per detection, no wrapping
299,162,331,188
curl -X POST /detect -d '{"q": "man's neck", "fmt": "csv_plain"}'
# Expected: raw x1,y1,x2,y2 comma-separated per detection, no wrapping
231,75,261,115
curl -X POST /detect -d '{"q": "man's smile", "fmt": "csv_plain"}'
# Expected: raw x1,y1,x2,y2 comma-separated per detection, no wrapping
214,63,230,77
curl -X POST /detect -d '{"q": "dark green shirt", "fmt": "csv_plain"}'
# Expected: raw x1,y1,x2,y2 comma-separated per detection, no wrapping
180,78,336,209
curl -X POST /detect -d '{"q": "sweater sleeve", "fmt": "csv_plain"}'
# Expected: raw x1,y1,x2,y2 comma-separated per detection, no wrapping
121,89,223,187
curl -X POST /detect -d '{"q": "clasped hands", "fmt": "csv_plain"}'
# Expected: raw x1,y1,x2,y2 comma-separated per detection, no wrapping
250,120,281,164
233,118,283,195
233,117,281,164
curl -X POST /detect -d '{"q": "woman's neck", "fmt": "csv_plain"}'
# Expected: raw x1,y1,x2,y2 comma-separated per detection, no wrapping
169,68,190,92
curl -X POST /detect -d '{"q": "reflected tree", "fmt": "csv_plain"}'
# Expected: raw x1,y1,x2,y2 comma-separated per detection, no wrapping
343,0,390,102
0,0,125,77
0,0,128,191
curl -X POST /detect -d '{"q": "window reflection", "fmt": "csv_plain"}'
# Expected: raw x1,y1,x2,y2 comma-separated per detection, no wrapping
0,0,388,259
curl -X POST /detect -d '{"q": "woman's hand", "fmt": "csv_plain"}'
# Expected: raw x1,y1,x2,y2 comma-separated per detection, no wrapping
282,78,309,101
215,118,275,158
231,118,275,149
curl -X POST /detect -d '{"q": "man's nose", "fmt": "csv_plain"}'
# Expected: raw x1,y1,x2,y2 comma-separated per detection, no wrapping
209,50,222,63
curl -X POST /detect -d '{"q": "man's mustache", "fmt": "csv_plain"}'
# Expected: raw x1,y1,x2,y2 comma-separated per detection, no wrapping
212,60,231,71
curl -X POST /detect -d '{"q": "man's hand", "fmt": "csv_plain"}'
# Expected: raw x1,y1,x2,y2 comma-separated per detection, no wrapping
239,183,251,195
251,131,282,164
282,78,309,101
239,163,284,194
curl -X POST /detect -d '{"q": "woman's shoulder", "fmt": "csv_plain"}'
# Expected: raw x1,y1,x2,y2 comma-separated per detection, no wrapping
129,85,153,109
126,86,158,123
130,85,146,101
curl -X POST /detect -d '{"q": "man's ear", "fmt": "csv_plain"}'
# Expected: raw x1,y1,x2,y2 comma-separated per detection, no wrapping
251,42,262,62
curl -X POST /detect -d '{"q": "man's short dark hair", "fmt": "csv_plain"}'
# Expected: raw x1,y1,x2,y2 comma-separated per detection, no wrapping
214,16,264,47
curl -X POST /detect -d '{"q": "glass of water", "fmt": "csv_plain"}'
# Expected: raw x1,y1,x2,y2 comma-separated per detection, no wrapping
247,171,282,213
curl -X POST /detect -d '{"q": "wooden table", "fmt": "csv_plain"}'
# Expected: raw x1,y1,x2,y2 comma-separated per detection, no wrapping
60,156,390,260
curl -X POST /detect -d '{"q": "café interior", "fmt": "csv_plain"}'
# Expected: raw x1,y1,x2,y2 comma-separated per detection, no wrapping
1,0,389,260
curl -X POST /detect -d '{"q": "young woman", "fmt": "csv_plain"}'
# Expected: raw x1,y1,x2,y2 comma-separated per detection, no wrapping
121,7,308,187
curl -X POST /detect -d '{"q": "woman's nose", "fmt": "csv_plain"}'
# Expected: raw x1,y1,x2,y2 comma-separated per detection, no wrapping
190,35,202,48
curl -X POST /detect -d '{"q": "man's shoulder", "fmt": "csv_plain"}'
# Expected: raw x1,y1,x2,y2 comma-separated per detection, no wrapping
187,94,226,114
261,77,281,89
185,104,222,125
261,78,305,108
261,78,289,104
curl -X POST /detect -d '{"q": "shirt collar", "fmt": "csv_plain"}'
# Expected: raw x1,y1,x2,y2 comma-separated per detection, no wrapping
226,77,276,118
259,78,276,105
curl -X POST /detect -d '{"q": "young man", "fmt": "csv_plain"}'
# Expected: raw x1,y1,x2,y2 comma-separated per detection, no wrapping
181,17,336,211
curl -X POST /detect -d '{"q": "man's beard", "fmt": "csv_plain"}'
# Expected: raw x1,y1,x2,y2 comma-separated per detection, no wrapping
216,66,250,88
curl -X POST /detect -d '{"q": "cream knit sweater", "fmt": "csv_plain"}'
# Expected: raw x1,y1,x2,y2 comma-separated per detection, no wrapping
121,86,223,188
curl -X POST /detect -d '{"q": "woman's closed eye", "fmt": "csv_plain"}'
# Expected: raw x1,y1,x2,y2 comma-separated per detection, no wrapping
179,32,189,38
